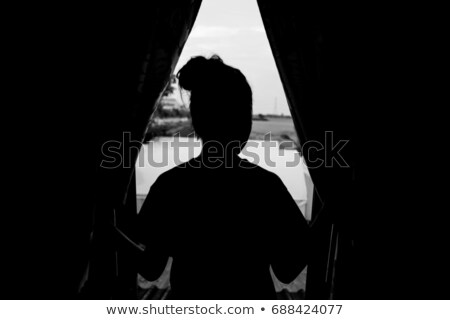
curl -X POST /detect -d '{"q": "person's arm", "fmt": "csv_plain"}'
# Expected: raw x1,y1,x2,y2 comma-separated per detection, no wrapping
134,177,171,281
111,224,145,254
110,221,168,281
270,175,310,284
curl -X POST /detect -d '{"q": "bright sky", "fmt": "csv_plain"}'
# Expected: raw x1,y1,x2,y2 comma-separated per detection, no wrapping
174,0,290,115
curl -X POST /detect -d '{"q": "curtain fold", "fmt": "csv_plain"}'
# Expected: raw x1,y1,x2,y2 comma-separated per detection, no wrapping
257,0,356,299
84,0,203,299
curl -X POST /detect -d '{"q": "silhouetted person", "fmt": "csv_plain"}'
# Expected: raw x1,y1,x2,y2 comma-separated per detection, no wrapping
126,55,309,299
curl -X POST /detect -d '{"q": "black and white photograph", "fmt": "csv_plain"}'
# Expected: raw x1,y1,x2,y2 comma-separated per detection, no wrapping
2,0,449,315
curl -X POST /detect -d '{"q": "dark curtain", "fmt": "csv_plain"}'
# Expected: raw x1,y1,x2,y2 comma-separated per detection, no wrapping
82,0,203,299
257,0,358,299
3,0,203,300
257,1,450,299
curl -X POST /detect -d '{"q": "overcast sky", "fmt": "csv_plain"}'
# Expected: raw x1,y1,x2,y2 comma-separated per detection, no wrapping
174,0,290,115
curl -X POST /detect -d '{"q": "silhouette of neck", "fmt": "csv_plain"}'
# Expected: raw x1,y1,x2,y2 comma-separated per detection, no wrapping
199,139,243,168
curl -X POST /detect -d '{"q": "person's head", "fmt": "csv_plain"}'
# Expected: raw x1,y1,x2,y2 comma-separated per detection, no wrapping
177,55,252,150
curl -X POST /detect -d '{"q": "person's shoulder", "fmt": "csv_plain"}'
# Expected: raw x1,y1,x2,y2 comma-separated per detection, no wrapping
156,158,198,182
238,158,282,181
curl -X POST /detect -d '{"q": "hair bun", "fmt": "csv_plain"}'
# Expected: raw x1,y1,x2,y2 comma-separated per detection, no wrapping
177,55,223,91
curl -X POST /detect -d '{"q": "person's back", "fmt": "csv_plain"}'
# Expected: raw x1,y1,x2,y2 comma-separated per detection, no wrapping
136,55,309,299
138,154,308,299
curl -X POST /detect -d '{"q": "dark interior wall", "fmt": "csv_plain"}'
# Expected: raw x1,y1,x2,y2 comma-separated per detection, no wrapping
3,5,135,298
336,5,449,299
329,3,450,299
4,5,102,298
